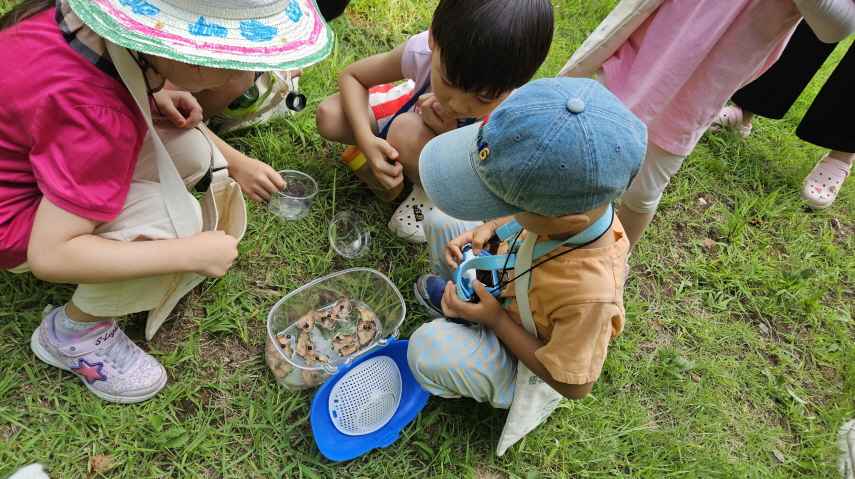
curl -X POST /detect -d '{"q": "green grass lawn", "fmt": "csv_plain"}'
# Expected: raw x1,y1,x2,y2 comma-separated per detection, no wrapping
2,1,854,477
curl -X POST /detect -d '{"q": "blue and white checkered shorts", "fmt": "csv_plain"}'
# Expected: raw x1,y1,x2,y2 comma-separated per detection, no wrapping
407,318,517,409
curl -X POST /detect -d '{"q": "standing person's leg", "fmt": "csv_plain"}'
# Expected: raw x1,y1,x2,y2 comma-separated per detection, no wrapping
797,43,855,153
798,43,855,209
594,70,686,250
731,21,837,120
29,124,213,403
616,142,686,250
712,21,838,136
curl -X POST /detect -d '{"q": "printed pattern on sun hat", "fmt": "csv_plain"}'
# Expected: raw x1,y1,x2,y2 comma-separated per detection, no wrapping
419,78,648,221
67,0,333,71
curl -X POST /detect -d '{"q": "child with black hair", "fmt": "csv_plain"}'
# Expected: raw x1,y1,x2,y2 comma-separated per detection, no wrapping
316,0,554,243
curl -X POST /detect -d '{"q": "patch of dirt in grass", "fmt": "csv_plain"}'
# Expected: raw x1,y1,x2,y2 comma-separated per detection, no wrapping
2,422,19,443
473,466,508,479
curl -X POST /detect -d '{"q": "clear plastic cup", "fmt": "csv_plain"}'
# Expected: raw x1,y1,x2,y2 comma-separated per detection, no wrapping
328,211,371,259
270,170,318,220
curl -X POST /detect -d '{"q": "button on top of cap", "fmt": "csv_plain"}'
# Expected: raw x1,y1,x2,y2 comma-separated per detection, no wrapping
566,98,585,114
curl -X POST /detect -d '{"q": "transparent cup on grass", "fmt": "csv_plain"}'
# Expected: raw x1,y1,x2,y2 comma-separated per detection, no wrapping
328,211,371,259
270,170,318,220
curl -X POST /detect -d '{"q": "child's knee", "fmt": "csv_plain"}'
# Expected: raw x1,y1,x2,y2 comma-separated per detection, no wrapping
216,71,255,102
386,113,436,156
620,185,663,214
315,94,345,140
407,320,450,383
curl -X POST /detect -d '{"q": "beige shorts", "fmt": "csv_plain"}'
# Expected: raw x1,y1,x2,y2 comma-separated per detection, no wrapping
10,123,222,317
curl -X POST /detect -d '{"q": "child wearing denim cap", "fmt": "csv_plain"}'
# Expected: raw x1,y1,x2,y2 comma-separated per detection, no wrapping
408,77,646,405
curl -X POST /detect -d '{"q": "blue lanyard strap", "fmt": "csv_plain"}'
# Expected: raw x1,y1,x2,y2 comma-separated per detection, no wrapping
454,205,614,299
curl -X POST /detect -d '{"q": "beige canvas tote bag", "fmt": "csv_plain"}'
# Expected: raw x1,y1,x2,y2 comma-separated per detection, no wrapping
557,0,664,79
103,41,247,340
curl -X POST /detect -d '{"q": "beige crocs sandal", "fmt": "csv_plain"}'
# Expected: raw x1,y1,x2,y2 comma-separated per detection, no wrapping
802,155,851,210
387,185,434,243
709,105,752,138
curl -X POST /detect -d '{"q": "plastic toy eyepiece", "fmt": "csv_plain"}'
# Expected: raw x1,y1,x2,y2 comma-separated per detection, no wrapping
285,91,306,112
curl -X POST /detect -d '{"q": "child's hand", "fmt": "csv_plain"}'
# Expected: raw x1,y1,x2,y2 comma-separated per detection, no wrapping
152,90,203,128
360,136,403,189
185,230,239,277
419,93,456,135
441,280,507,328
444,222,497,270
227,152,287,203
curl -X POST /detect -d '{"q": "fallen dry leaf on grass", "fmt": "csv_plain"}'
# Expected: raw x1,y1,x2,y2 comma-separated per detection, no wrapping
88,455,114,477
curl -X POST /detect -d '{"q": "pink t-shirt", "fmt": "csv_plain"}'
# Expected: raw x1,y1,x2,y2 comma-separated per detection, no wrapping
401,31,433,97
0,9,145,269
602,0,801,156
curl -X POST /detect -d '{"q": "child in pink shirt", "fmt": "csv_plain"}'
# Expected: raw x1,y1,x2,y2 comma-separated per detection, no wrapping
0,0,330,404
563,0,855,250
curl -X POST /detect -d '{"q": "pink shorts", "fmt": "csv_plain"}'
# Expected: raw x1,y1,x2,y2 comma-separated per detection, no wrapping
369,80,417,131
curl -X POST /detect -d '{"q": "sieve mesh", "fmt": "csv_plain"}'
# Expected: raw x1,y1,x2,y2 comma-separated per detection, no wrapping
328,356,402,435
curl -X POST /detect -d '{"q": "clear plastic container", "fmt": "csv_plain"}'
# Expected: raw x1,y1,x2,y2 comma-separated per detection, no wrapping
265,268,406,390
342,146,403,202
328,211,371,259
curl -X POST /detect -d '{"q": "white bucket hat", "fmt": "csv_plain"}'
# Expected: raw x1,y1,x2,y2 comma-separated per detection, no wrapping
68,0,333,71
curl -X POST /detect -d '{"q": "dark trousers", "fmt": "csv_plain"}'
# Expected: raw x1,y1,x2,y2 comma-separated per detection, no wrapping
731,21,855,152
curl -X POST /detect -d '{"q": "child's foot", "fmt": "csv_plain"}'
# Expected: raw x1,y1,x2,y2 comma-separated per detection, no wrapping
802,154,850,209
30,307,167,403
388,185,434,243
414,274,448,317
709,105,752,138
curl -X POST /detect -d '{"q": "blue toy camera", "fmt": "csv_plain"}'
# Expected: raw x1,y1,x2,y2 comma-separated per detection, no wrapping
452,244,502,303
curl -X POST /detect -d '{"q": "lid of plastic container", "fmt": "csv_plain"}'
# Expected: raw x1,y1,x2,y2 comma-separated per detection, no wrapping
310,339,429,461
341,146,367,170
328,211,371,259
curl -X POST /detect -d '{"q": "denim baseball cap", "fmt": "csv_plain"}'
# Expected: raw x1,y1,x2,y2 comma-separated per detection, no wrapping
419,78,647,220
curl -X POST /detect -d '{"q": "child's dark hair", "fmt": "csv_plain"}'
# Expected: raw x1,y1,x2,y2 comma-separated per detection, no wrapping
316,0,351,22
431,0,554,101
0,0,53,33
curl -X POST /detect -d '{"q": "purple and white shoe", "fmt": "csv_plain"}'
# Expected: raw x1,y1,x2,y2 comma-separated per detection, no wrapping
30,307,166,403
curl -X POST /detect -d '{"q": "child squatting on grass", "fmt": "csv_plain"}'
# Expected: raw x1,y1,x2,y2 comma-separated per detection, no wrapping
0,0,331,403
407,78,647,406
156,0,352,203
315,0,554,244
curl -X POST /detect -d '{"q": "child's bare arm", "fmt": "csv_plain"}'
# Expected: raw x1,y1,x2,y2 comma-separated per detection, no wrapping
440,279,595,400
27,197,238,284
338,42,408,188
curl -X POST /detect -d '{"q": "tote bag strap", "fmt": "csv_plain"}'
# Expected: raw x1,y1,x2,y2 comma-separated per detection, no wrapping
513,233,539,337
105,40,202,239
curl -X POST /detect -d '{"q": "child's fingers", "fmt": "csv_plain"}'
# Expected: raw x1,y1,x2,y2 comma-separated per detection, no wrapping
161,101,186,127
445,243,464,268
382,143,399,160
269,169,288,190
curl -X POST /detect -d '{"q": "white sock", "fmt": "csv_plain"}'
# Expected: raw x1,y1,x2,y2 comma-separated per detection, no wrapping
54,305,99,342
